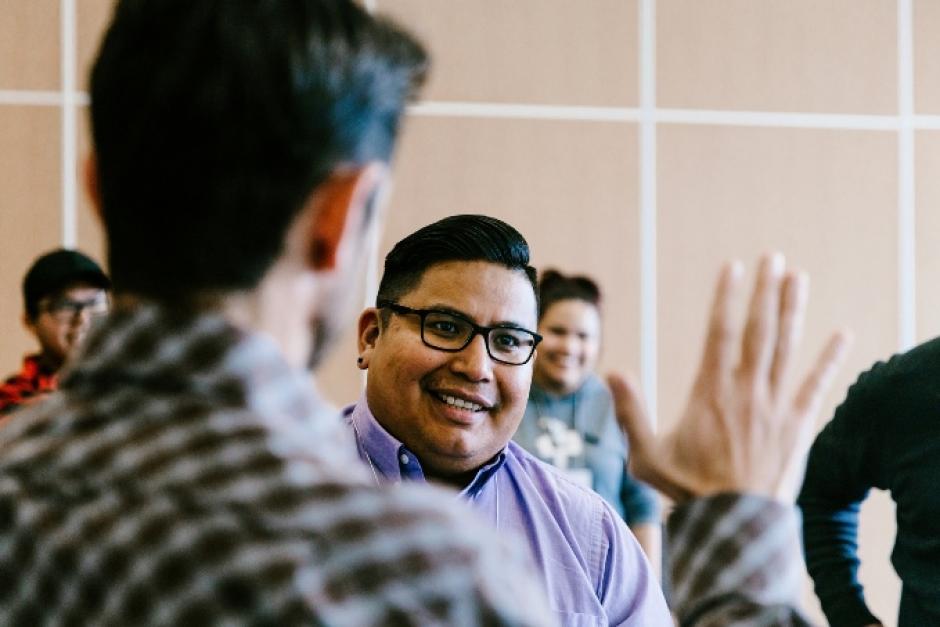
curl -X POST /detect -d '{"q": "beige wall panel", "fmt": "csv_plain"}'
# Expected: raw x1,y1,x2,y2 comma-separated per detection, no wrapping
376,0,638,106
0,0,60,91
916,131,940,341
315,115,641,407
77,0,116,92
383,115,640,375
658,0,896,114
914,0,940,114
658,124,900,624
0,106,62,375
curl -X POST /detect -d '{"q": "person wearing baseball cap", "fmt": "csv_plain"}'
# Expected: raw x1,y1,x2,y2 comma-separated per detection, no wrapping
0,248,110,416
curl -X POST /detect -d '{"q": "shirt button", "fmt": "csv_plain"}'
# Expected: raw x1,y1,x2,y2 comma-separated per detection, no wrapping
399,453,410,465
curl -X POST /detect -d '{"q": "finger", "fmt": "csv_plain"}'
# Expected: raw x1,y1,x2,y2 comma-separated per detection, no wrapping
739,252,785,382
608,372,692,502
769,271,808,399
694,260,744,394
607,372,655,457
793,331,853,419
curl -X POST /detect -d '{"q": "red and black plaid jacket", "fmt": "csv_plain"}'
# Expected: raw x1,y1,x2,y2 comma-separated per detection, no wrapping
0,354,57,415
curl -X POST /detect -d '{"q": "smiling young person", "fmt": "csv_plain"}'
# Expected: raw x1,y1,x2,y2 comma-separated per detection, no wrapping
514,271,661,566
350,214,671,625
0,249,110,416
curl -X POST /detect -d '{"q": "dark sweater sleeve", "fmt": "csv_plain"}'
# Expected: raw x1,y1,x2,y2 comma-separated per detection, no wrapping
798,363,887,627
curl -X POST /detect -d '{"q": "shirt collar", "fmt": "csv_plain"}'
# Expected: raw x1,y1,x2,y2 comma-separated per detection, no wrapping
20,354,57,388
348,395,507,497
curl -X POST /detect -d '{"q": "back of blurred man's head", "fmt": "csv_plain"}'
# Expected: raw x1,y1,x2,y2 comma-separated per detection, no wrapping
89,0,427,303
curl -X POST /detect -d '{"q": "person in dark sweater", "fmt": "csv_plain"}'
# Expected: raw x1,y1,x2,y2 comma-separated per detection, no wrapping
799,339,940,626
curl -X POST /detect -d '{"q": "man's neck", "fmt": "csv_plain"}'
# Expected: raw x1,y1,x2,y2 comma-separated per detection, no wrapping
220,263,319,371
424,466,480,491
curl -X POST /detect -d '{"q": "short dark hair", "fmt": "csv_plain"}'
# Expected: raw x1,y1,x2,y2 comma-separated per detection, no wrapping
90,0,427,300
537,269,601,320
376,214,538,318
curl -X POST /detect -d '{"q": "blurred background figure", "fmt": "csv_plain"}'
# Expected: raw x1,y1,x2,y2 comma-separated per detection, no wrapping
514,269,661,565
0,248,109,416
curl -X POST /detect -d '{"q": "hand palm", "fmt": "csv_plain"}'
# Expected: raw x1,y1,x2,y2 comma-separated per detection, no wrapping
611,255,849,504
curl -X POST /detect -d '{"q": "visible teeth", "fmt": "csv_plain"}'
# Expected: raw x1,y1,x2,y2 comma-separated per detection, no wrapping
440,394,483,412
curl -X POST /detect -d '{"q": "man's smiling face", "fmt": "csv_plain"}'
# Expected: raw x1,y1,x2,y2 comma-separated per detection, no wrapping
361,260,538,481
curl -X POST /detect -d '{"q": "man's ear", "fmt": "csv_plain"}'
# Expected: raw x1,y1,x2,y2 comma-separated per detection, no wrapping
357,308,381,369
83,154,103,221
21,312,36,336
306,162,388,271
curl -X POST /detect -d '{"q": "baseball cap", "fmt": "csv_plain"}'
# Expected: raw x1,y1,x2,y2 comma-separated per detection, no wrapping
22,249,111,319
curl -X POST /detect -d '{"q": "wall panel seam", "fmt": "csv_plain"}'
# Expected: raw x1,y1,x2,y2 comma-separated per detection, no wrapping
60,0,78,249
639,0,657,427
898,0,915,350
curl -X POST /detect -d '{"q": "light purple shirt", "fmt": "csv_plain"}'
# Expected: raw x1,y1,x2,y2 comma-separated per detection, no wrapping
346,397,672,626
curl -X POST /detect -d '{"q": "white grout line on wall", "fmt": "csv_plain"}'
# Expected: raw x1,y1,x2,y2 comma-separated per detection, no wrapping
60,0,78,249
0,90,63,106
1,87,938,133
408,101,640,122
912,114,940,128
898,0,916,350
639,0,657,428
656,108,899,131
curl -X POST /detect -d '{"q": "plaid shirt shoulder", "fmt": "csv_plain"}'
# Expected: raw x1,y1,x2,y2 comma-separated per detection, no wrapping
0,306,555,626
667,493,813,627
0,355,57,416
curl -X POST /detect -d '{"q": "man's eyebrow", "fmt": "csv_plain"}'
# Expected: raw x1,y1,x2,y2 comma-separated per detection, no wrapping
421,303,533,330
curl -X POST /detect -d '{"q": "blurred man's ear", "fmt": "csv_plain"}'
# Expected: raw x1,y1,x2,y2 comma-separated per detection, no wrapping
305,162,389,272
83,154,103,221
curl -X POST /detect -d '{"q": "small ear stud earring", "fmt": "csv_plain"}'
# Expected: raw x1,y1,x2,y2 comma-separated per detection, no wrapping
357,357,364,365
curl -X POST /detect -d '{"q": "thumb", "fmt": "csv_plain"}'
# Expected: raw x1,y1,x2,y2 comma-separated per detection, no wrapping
606,372,655,458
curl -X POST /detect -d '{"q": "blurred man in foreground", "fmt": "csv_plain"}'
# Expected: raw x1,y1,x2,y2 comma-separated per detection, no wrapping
0,2,555,624
0,248,109,416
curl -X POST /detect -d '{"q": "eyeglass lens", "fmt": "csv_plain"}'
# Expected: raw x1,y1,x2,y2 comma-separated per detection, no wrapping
421,311,536,364
45,297,110,321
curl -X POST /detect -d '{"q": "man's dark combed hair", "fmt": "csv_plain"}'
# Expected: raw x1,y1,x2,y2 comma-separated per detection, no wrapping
376,214,538,309
90,0,428,299
537,269,601,320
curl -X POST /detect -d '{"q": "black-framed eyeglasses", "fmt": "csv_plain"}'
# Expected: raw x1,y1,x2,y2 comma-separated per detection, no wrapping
39,294,110,323
378,300,542,366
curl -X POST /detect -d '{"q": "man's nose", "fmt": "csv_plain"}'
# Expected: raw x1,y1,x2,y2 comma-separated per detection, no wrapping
450,333,494,381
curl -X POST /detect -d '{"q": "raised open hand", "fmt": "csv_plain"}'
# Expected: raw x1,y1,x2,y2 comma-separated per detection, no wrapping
609,254,851,503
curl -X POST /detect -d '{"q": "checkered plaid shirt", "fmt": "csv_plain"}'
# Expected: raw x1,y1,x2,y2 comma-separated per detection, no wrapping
0,305,556,626
0,354,58,416
668,493,812,626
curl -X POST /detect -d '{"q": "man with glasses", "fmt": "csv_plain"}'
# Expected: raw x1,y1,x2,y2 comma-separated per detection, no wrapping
0,248,110,416
349,214,671,625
